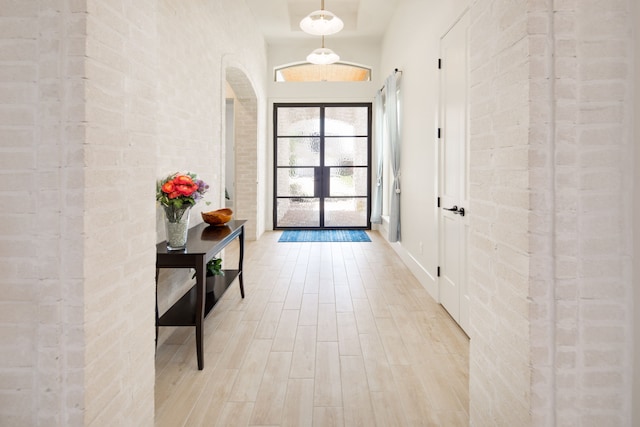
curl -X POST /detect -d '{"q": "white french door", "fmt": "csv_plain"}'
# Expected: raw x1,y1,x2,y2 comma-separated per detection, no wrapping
439,12,470,334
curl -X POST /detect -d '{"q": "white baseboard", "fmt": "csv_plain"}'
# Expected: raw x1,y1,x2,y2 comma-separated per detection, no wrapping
375,230,439,301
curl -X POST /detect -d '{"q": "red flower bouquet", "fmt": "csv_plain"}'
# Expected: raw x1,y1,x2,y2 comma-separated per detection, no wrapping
157,172,209,211
157,172,209,249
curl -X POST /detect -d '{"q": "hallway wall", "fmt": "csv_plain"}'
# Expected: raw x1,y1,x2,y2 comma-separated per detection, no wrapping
0,0,267,425
378,0,470,297
468,0,635,425
380,0,635,425
0,2,90,425
467,1,532,423
83,1,159,424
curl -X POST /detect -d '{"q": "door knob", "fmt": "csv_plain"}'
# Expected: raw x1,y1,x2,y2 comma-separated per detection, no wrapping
443,205,458,212
457,207,465,217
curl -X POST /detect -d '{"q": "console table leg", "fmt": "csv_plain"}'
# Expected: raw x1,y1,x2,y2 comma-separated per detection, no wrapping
238,226,245,298
195,325,204,370
155,268,160,349
195,257,206,370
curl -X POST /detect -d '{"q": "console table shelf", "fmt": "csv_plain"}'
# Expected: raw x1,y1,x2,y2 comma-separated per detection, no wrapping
158,270,240,327
156,220,246,370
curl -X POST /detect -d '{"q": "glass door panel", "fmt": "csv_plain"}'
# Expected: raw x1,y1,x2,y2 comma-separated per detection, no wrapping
276,168,317,197
324,137,369,167
276,107,320,136
276,137,320,167
276,198,320,227
325,107,369,136
327,167,368,197
324,166,368,227
324,198,368,228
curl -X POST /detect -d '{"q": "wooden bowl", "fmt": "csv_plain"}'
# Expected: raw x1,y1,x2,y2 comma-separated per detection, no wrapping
201,208,233,226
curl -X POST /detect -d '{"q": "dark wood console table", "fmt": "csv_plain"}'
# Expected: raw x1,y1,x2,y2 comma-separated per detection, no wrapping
156,219,246,370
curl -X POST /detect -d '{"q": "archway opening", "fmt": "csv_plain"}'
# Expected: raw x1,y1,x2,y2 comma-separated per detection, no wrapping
224,67,259,240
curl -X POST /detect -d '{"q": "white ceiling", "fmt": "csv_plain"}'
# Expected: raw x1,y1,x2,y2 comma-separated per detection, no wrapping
245,0,403,43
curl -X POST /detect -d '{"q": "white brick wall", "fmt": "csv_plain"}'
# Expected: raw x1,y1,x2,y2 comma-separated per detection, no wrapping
1,0,266,425
83,0,158,425
469,0,634,425
0,1,87,425
232,83,259,240
468,0,532,424
154,2,266,239
555,1,632,423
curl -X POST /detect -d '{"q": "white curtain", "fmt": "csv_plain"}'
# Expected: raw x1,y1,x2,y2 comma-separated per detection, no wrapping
386,73,401,242
370,90,384,224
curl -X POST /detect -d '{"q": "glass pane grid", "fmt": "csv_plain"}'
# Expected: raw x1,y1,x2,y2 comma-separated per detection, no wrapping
274,104,370,229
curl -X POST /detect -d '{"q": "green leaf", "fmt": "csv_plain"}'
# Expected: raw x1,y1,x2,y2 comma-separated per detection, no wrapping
191,257,224,279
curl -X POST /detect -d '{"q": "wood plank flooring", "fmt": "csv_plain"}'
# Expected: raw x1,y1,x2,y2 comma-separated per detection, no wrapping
155,231,469,426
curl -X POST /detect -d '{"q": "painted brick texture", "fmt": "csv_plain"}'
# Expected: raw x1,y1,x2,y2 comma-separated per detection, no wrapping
83,0,158,425
155,2,266,241
1,0,266,425
549,2,633,425
0,1,87,425
234,96,259,240
469,0,634,425
468,1,532,425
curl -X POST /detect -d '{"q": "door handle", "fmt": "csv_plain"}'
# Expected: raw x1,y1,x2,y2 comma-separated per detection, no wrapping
443,205,465,216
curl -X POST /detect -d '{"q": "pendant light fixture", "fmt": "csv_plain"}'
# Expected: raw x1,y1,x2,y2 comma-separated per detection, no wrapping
306,36,340,65
300,0,344,36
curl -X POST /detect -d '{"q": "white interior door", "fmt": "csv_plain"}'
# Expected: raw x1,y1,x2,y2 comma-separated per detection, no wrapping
439,12,469,334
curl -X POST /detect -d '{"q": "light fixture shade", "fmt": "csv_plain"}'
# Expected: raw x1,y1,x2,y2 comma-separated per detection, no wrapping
306,47,340,65
300,9,344,36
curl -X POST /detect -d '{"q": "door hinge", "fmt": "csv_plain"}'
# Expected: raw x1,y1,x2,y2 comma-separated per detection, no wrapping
437,197,440,207
438,58,442,69
437,266,441,277
437,128,441,139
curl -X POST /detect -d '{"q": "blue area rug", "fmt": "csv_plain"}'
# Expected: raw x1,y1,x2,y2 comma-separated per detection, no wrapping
278,230,371,242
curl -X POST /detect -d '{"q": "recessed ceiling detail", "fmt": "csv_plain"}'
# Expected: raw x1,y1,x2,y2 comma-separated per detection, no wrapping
299,0,344,36
246,0,401,43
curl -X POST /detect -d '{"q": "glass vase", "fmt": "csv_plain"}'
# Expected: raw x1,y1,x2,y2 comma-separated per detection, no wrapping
163,205,192,250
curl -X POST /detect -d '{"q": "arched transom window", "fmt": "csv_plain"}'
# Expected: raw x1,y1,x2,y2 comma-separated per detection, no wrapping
275,62,372,82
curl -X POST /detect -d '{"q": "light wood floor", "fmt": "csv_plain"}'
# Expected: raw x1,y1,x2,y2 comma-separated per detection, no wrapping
155,230,469,427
